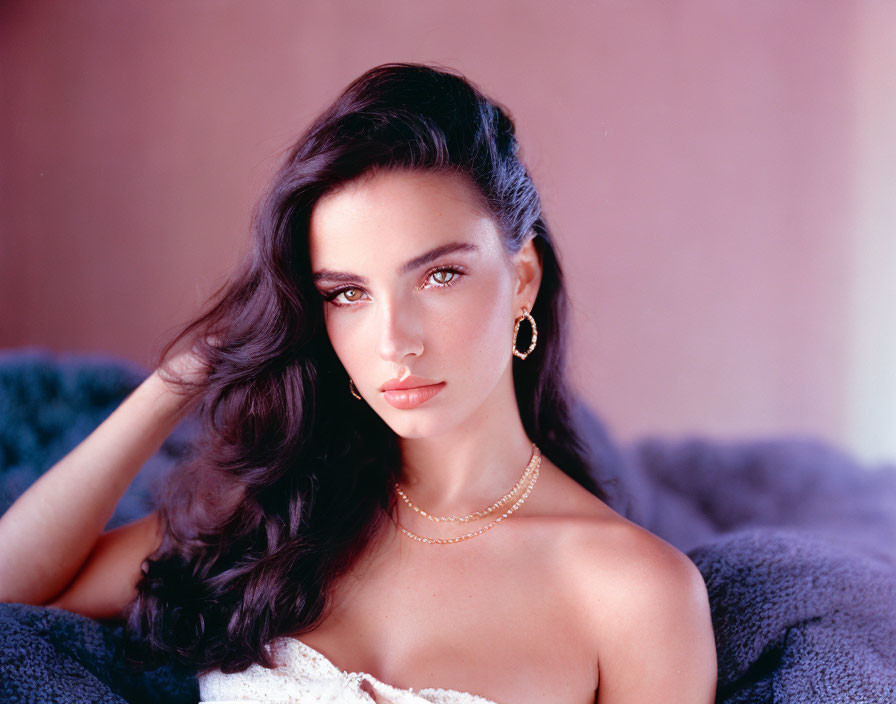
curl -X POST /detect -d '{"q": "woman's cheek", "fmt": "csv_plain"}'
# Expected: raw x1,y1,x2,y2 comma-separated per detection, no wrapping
323,310,356,363
438,279,510,348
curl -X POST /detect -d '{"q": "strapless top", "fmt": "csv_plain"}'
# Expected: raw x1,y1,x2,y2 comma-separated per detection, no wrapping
197,635,503,704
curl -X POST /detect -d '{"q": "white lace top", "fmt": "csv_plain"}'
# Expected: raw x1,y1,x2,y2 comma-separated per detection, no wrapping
198,636,503,704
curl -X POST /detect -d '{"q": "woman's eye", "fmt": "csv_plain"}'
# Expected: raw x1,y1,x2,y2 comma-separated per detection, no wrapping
322,266,465,307
324,287,365,306
425,265,467,288
340,288,364,302
428,268,458,286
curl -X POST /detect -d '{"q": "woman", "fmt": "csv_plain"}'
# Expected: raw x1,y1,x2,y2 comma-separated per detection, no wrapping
0,62,717,703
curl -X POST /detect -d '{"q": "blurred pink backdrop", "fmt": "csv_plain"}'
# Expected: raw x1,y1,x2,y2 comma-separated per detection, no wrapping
2,1,895,463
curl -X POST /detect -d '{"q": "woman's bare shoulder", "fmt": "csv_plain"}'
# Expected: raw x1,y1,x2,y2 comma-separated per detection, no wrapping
522,455,703,596
567,509,718,703
562,507,701,601
552,490,717,701
538,460,705,625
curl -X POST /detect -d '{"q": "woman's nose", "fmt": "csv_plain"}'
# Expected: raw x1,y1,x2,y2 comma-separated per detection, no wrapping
375,301,423,363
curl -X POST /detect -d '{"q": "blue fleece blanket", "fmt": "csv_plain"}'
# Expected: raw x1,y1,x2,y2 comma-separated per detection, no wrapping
1,347,894,703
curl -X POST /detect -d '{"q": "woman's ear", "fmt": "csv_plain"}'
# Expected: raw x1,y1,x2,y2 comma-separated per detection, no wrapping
512,230,543,309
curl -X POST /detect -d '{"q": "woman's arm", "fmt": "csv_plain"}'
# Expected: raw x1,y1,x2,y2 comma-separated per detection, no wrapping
0,369,194,606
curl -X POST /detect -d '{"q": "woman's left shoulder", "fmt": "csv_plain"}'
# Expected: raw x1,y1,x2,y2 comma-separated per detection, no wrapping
551,498,717,692
560,501,718,701
559,507,706,599
537,461,708,619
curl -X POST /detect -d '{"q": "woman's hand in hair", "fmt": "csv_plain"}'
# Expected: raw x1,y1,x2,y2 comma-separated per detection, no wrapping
155,333,220,396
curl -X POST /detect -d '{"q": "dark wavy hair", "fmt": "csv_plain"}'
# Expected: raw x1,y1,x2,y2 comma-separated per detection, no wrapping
122,61,616,675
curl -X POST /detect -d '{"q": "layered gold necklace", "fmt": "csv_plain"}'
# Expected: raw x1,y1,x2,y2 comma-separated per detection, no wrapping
391,443,542,544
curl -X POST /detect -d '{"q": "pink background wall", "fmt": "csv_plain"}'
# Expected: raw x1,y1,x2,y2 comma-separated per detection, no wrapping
2,1,895,463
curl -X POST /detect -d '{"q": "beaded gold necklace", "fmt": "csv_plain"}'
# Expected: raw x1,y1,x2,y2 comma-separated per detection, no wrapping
391,443,542,545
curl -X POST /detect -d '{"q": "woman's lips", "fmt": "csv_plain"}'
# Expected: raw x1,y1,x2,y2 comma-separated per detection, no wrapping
382,382,446,409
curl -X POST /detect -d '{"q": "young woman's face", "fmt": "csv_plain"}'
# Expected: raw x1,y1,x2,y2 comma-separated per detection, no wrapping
308,168,539,438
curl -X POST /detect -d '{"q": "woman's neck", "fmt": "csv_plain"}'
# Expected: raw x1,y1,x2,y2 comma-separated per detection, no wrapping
395,410,535,518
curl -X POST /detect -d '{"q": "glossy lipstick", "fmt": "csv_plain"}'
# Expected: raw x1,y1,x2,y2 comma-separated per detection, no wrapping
381,381,446,409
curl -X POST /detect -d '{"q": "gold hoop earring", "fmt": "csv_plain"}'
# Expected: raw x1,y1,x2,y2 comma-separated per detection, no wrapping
349,378,362,400
512,307,538,359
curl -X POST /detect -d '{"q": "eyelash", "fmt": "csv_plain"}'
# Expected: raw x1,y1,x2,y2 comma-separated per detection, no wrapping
320,265,466,308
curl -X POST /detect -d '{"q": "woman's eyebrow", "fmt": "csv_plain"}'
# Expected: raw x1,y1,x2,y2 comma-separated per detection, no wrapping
312,241,479,285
